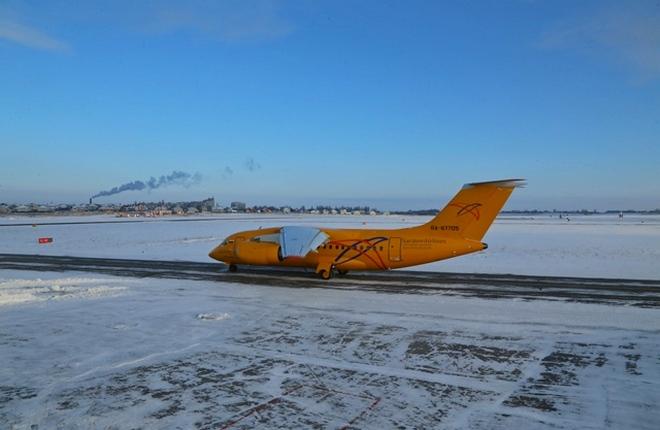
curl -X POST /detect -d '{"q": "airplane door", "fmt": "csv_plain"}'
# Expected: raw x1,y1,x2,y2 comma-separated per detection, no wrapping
233,237,246,257
389,237,402,262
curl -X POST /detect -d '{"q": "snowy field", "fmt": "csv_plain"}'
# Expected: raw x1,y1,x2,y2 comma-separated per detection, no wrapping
1,270,659,429
2,214,659,428
1,213,660,279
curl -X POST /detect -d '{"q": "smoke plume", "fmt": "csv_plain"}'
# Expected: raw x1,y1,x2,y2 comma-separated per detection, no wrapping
244,157,261,172
221,166,234,179
92,171,202,199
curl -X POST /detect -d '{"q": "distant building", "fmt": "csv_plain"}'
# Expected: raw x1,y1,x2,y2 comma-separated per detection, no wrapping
200,197,215,212
231,201,246,211
154,206,172,216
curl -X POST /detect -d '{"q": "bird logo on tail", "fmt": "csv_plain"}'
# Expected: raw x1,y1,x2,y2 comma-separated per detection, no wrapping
449,202,482,220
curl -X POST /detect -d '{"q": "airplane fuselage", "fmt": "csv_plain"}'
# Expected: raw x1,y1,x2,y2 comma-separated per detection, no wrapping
209,225,486,273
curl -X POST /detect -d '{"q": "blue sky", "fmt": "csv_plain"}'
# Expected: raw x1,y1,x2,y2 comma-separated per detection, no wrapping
1,0,659,210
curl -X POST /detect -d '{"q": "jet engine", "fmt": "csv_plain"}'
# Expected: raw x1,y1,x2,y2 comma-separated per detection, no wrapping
234,241,282,265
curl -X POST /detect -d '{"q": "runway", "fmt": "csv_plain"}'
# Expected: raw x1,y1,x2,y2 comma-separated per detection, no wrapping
2,253,658,307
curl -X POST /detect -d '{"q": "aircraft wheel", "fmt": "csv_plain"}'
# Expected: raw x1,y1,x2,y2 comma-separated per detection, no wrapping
319,269,332,280
228,264,238,273
337,270,348,276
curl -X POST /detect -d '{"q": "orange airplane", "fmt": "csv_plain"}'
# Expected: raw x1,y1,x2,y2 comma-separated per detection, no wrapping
209,179,524,279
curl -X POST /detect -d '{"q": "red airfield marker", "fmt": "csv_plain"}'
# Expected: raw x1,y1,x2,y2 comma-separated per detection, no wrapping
38,237,53,244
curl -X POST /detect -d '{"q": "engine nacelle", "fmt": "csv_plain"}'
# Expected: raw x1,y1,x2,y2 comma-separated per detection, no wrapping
234,241,282,265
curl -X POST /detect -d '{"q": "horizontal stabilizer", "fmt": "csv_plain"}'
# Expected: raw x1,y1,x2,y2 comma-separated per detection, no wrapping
463,179,527,189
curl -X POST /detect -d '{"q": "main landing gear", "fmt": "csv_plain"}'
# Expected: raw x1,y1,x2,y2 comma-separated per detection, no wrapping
228,264,238,273
316,266,349,280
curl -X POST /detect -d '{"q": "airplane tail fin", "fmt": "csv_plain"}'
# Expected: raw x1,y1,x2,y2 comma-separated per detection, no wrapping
425,179,525,241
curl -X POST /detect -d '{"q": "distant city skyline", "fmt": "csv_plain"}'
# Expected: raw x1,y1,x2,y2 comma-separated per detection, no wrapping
2,191,658,212
1,1,659,210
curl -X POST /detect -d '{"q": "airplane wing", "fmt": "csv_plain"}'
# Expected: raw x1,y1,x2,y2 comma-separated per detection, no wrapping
279,226,329,258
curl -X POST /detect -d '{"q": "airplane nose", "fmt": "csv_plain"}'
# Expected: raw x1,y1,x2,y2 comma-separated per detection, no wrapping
209,245,222,261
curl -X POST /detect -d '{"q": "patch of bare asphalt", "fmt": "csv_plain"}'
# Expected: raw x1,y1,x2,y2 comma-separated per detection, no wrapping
503,394,557,412
405,330,533,382
0,385,37,405
0,386,38,423
0,331,30,347
501,341,615,415
616,343,642,376
232,319,408,366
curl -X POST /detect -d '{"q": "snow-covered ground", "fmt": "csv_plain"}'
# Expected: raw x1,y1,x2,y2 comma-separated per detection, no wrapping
1,213,660,279
2,214,659,428
1,270,658,429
